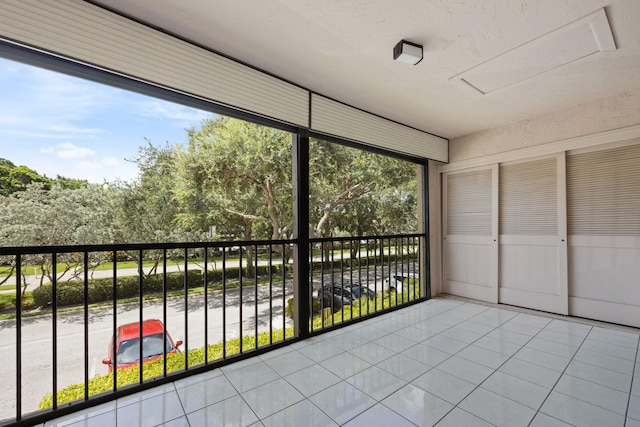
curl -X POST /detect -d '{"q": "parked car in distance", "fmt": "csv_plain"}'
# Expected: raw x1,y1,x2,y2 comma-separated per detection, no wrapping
315,282,376,313
102,319,182,372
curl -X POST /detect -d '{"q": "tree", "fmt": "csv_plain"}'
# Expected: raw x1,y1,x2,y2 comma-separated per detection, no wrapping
0,159,50,196
175,117,293,276
309,139,418,261
0,158,87,196
172,118,420,270
0,182,115,289
109,141,200,277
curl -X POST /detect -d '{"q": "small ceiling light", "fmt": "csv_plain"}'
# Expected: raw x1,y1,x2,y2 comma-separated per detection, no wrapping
393,40,423,65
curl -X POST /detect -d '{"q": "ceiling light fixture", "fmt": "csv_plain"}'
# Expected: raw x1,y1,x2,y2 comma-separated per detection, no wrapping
393,40,423,65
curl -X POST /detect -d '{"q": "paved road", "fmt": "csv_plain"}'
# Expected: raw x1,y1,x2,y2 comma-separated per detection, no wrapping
0,281,294,421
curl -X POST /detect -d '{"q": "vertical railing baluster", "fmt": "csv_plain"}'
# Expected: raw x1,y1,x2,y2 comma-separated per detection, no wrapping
52,252,57,410
339,240,345,321
418,236,423,299
254,244,258,350
222,248,227,359
15,254,22,421
281,244,286,339
184,248,189,370
162,249,167,377
204,247,209,364
239,246,243,354
83,251,89,401
400,237,405,303
112,252,117,391
308,242,312,332
394,237,399,307
138,249,143,384
268,245,273,344
321,242,325,328
373,239,378,312
365,240,370,315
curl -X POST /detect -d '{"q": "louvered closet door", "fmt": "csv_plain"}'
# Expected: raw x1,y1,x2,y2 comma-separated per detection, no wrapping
498,156,568,314
567,142,640,327
443,167,498,303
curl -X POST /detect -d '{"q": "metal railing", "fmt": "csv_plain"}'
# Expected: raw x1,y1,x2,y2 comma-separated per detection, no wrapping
0,234,426,426
308,234,424,332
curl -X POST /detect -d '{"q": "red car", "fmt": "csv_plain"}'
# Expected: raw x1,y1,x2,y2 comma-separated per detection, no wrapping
102,319,182,372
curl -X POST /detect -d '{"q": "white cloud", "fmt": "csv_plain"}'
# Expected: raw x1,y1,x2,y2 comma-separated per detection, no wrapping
102,157,120,167
40,146,54,154
76,160,102,170
48,125,105,136
138,99,211,128
55,142,95,160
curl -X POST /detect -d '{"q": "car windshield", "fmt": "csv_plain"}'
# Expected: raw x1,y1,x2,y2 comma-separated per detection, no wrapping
116,333,174,365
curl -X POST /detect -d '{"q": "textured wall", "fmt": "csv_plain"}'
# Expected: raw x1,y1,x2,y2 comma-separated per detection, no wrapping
428,159,443,296
449,87,640,162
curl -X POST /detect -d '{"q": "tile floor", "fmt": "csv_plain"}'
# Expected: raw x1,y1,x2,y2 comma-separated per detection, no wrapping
42,297,640,427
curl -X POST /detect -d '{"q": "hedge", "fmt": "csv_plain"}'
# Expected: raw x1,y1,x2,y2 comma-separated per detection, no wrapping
309,252,417,272
32,270,204,308
32,264,292,308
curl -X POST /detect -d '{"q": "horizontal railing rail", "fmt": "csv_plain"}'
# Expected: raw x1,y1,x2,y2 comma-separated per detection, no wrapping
0,233,426,426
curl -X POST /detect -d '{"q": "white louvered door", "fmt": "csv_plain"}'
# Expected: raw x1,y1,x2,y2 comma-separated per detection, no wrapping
567,142,640,327
443,167,498,303
498,155,568,314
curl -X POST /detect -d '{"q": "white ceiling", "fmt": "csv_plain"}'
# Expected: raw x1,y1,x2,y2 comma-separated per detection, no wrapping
93,0,640,140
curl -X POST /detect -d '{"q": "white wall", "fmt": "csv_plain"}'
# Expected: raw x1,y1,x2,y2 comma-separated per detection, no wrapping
428,160,443,296
449,87,640,163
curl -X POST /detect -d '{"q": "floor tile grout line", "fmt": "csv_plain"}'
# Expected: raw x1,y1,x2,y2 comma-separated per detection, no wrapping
427,310,561,426
217,365,264,424
321,301,491,426
624,339,640,426
402,305,539,426
560,370,634,394
528,322,594,426
368,301,487,426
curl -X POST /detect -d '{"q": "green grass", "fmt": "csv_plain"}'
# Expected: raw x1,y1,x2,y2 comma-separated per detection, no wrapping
0,291,35,316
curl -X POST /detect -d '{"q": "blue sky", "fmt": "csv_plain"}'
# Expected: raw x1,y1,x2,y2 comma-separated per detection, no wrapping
0,57,213,183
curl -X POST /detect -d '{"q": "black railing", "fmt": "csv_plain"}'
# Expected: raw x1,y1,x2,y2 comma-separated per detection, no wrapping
308,234,424,332
0,234,426,426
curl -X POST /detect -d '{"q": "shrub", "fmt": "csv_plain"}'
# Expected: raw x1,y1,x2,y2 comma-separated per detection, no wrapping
285,297,321,318
32,270,204,308
39,326,295,409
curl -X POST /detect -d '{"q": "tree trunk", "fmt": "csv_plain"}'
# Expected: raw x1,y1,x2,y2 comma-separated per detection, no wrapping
243,220,256,278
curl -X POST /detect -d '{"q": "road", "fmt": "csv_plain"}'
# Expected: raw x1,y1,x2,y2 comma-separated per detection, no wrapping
0,280,294,422
1,259,278,294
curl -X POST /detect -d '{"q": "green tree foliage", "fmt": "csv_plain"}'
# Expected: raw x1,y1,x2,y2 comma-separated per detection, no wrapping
0,159,49,195
174,117,293,276
0,157,87,195
110,140,186,244
176,117,293,240
309,139,418,238
0,182,115,287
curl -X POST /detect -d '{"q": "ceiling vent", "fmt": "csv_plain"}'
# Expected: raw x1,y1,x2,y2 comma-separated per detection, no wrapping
451,8,616,94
